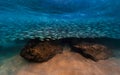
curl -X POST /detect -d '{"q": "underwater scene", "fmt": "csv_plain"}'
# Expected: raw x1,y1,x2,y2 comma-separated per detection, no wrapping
0,0,120,75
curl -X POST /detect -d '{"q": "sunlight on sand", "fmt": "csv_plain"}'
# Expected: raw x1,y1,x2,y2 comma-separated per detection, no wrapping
0,50,120,75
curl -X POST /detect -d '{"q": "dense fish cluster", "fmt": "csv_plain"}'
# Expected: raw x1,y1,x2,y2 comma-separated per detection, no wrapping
0,18,120,42
0,0,120,42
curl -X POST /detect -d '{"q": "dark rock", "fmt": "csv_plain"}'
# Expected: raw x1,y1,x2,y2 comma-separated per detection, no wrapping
73,42,112,61
20,38,63,62
20,38,112,62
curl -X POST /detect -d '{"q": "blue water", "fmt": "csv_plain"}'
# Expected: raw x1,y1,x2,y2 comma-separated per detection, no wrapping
0,0,119,19
0,1,120,75
0,0,120,41
0,0,120,64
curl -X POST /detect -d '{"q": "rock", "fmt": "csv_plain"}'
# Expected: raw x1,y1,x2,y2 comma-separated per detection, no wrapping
20,38,63,62
73,42,112,61
20,38,112,62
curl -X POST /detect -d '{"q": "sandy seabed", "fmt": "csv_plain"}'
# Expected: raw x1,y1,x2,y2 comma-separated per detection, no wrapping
0,49,120,75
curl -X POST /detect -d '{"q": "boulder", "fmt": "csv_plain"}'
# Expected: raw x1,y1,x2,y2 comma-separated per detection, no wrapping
20,38,63,62
73,42,112,61
20,38,112,62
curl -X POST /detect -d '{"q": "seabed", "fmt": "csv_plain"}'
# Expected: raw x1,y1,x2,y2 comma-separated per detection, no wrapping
0,38,120,75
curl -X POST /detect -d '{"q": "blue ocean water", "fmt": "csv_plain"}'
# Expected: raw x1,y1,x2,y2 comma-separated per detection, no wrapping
0,0,120,64
0,0,120,41
0,1,120,75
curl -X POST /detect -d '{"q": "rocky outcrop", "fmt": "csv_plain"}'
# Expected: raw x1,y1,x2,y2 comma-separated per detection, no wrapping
20,38,112,62
20,38,63,62
73,42,112,61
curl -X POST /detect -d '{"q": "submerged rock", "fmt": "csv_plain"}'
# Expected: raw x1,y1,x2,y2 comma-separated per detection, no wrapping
20,38,63,62
73,42,112,61
20,38,112,62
